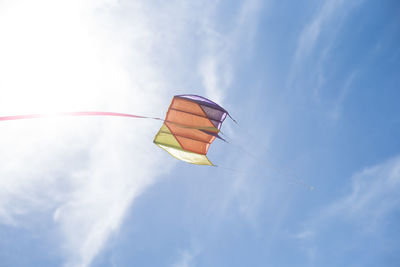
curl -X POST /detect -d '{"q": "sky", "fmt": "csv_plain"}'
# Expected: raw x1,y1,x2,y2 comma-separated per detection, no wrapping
0,0,399,266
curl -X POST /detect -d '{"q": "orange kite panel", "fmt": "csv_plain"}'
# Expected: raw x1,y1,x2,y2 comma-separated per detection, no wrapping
166,109,215,128
165,122,216,143
170,97,208,117
175,135,211,155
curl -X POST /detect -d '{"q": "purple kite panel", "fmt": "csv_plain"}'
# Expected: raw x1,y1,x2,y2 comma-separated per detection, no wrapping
200,105,227,123
176,94,226,112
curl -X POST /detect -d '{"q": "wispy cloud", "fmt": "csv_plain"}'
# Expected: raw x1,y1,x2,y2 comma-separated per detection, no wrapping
295,155,400,261
0,0,259,266
328,70,357,121
323,156,400,227
294,229,314,240
171,244,201,267
0,1,177,266
293,0,345,64
289,0,365,121
198,0,261,104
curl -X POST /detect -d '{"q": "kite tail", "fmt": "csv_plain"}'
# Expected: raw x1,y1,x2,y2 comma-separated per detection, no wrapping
0,111,164,122
0,114,46,121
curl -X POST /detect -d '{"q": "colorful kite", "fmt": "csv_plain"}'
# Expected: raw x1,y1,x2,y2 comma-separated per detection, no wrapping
0,96,315,189
153,95,230,166
0,94,232,166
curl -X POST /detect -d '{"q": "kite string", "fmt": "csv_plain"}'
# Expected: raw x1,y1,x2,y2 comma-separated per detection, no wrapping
215,165,312,189
236,143,314,190
221,124,315,191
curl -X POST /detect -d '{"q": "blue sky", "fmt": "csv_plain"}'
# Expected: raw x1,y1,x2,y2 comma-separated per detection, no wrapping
0,0,399,266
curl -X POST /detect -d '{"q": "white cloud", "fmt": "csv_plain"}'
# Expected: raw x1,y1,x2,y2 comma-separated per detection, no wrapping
295,155,400,261
329,70,357,121
325,156,400,227
171,245,200,267
289,0,365,121
294,229,314,240
293,0,345,64
0,1,173,267
198,0,261,104
0,0,262,266
287,0,349,103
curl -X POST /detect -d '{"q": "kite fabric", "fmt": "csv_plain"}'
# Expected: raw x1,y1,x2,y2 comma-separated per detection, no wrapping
153,94,230,166
0,94,233,166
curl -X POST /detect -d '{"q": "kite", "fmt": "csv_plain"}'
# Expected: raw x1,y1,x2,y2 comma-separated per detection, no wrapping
153,94,231,166
0,94,232,166
0,96,315,189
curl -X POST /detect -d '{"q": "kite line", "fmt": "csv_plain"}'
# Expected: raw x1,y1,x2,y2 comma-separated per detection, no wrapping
219,124,315,191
